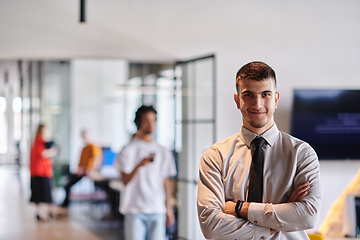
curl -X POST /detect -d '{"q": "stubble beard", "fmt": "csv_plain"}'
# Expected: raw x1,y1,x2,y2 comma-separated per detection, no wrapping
242,109,274,130
141,128,153,135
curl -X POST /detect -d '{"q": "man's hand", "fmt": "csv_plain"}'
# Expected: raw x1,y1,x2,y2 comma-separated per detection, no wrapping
225,201,237,216
225,201,249,218
76,167,85,176
138,156,153,167
226,200,277,235
166,209,175,227
121,156,154,185
223,182,310,237
288,182,310,203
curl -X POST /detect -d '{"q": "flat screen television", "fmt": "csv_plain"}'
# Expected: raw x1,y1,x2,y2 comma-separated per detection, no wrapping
291,89,360,160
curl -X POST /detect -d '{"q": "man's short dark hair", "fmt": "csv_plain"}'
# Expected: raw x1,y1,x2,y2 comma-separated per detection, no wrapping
134,105,157,129
236,61,277,92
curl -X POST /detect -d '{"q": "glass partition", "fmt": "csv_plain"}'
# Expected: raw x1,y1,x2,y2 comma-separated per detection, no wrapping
175,55,216,240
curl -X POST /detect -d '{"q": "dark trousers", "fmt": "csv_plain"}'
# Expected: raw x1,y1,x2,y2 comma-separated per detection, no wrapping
61,174,84,207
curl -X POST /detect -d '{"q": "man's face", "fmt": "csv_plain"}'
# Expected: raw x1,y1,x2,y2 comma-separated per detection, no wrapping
234,78,279,134
82,131,89,142
139,111,156,134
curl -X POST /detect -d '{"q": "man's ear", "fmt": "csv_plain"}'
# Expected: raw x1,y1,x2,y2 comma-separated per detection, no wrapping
234,93,240,109
275,92,280,108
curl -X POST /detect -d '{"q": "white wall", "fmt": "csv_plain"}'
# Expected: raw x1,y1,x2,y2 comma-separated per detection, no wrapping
70,59,129,172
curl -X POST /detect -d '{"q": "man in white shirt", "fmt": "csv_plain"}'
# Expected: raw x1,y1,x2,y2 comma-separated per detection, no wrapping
197,61,322,240
114,105,177,240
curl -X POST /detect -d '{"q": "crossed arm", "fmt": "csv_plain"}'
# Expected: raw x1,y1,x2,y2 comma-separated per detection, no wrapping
198,178,320,239
224,182,311,235
197,148,321,239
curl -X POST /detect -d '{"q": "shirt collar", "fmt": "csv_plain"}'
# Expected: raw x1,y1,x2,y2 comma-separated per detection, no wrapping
239,123,279,148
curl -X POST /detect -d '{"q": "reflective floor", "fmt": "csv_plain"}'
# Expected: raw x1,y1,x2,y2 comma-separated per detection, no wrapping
0,165,123,240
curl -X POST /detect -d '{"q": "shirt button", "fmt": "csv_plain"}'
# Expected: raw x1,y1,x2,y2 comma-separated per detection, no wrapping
260,237,265,240
254,220,258,224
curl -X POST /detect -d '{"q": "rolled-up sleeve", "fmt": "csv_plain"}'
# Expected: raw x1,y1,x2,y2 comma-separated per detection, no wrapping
197,147,271,240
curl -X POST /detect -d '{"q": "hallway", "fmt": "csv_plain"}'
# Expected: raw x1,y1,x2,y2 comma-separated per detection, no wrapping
0,165,122,240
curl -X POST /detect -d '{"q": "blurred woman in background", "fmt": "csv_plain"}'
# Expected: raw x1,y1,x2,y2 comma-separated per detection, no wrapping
30,124,57,221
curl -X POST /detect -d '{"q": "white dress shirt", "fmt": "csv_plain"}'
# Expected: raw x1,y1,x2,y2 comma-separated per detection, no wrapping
197,124,322,240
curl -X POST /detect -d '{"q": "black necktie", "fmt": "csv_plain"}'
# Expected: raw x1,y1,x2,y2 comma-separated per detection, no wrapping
247,137,266,203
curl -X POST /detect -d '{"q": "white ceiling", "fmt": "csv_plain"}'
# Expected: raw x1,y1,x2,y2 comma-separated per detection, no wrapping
1,0,360,63
0,0,229,61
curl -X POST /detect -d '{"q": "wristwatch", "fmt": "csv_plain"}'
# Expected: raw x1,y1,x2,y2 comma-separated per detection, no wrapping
235,200,244,218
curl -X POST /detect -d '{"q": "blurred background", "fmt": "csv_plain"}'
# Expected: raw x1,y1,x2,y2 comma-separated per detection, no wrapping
1,0,360,239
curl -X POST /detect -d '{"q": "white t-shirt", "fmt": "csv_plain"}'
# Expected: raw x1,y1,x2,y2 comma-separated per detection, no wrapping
114,137,177,214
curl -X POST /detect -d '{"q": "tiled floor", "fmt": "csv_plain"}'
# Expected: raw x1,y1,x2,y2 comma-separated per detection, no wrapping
0,165,123,240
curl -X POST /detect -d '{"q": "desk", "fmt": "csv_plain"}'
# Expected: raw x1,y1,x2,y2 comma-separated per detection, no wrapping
86,171,123,219
107,180,125,220
88,170,119,182
109,180,125,192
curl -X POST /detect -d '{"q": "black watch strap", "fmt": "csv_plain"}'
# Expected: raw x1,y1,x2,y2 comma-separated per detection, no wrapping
235,200,244,218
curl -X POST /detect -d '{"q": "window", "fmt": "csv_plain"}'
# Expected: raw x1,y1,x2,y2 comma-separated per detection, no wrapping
0,97,7,153
13,97,22,141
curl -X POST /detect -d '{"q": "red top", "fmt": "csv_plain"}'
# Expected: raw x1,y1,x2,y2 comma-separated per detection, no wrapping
30,136,53,178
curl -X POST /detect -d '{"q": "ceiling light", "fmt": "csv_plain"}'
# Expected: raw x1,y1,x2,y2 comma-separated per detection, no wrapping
80,0,85,24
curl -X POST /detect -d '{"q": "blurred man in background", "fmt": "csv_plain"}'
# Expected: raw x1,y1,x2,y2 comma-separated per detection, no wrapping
60,130,102,208
114,105,177,240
